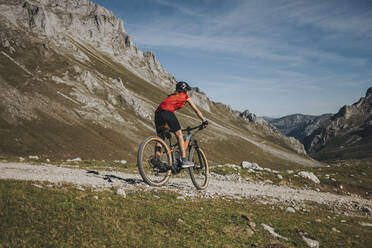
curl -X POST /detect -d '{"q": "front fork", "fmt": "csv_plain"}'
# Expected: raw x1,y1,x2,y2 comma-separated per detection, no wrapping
190,140,203,170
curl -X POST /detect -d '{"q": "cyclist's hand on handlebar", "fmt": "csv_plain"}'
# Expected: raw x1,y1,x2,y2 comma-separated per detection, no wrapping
202,120,208,128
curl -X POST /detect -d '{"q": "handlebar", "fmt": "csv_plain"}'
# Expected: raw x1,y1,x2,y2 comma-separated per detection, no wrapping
182,124,206,133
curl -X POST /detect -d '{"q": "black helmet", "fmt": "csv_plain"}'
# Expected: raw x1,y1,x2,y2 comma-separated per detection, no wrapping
176,81,192,93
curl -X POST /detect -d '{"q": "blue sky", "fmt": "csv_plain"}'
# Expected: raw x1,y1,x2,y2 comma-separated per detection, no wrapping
93,0,372,117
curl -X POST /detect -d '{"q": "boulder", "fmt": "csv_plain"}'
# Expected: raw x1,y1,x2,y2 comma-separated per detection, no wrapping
285,207,296,213
67,157,82,162
298,171,320,184
301,234,319,248
241,161,263,170
241,161,252,169
226,164,239,168
116,188,126,198
261,224,288,240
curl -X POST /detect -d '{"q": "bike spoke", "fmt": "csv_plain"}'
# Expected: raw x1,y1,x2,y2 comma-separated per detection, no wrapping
138,137,171,186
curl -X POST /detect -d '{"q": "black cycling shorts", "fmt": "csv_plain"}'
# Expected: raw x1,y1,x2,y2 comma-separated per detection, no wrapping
155,109,181,134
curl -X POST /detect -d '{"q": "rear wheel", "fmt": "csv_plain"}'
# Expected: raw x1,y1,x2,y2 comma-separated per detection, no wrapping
137,136,172,187
188,146,209,190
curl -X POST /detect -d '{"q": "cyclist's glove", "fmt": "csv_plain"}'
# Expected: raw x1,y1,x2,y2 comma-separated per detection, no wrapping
202,120,208,128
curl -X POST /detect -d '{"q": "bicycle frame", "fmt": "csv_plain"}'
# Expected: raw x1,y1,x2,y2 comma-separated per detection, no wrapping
164,125,203,167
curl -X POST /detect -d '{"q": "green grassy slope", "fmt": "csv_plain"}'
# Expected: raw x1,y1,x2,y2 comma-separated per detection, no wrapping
1,180,371,248
312,134,372,161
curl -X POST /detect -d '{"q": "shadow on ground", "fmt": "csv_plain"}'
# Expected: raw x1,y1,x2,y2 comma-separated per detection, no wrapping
86,170,142,185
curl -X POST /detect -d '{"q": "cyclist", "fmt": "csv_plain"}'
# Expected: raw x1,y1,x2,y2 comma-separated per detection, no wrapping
154,81,208,168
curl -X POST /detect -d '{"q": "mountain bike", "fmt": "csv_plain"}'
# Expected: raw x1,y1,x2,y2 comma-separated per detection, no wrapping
137,124,209,190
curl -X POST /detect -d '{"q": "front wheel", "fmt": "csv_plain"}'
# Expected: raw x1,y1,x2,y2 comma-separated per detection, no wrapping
137,136,172,187
188,146,209,190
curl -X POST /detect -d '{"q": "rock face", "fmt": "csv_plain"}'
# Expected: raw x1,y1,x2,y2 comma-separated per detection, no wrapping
269,114,317,135
0,0,176,87
239,110,307,155
240,110,257,122
189,88,210,112
5,0,212,107
304,87,372,160
268,113,332,143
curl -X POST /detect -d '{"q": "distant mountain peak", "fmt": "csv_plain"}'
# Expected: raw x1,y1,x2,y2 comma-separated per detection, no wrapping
303,87,372,160
366,87,372,97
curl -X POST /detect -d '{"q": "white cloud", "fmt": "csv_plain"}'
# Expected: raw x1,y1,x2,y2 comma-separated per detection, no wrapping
152,0,205,18
127,0,370,66
283,0,372,37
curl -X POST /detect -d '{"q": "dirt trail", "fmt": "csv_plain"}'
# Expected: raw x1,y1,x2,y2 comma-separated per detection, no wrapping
1,162,371,212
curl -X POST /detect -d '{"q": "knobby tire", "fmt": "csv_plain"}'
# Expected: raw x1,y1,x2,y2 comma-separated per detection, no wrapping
137,136,172,187
188,146,209,190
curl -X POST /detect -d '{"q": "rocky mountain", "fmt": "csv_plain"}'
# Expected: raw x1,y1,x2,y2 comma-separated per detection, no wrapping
268,113,332,143
239,110,307,155
0,0,320,168
303,87,372,160
267,88,372,161
240,110,258,123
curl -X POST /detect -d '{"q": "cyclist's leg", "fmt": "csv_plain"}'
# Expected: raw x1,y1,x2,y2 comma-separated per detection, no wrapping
154,144,162,157
154,111,166,159
174,130,194,168
174,130,186,157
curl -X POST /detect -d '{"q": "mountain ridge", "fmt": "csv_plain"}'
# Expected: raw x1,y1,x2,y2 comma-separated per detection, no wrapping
267,88,372,160
304,87,372,160
268,113,333,143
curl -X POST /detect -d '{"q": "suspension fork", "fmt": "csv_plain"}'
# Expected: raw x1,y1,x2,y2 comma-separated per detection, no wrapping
192,140,203,169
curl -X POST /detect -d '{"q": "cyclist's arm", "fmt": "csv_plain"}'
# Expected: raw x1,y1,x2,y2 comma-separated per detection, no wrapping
186,97,206,122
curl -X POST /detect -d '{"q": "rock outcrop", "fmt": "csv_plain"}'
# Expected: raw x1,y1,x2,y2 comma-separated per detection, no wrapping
0,0,176,88
189,89,210,112
303,87,372,159
268,114,332,143
240,109,257,122
239,109,307,155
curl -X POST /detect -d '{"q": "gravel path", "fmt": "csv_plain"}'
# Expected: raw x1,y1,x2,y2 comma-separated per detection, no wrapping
1,162,371,213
